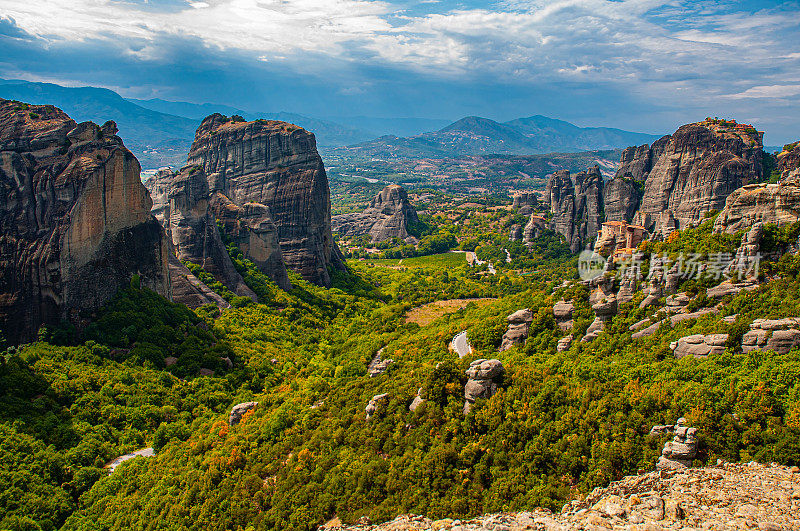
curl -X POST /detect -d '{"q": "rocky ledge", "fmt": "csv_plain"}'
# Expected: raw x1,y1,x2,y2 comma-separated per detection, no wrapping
332,184,420,243
322,462,800,530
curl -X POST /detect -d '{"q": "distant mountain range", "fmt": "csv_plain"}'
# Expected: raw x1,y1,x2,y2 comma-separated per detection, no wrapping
0,79,662,168
336,115,661,159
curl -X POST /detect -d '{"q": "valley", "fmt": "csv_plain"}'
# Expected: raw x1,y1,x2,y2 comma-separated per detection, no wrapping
0,97,799,531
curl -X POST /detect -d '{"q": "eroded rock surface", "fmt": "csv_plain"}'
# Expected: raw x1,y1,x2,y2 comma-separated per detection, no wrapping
463,359,504,414
0,99,171,343
714,171,800,234
187,113,345,286
499,309,533,351
657,418,699,469
332,184,419,243
638,120,763,234
670,333,728,359
145,166,258,303
545,166,604,252
365,393,389,419
742,318,800,354
209,191,291,291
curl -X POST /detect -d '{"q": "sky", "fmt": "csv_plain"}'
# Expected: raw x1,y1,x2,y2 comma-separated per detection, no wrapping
0,0,799,143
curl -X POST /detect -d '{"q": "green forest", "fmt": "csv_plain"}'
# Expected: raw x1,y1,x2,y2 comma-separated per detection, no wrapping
2,214,800,531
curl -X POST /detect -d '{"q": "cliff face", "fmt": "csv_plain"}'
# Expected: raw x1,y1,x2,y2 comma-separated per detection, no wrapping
545,166,604,252
637,121,763,233
210,192,291,291
714,168,800,234
603,138,669,222
187,114,344,286
777,142,800,178
331,184,419,243
0,99,170,344
144,165,258,305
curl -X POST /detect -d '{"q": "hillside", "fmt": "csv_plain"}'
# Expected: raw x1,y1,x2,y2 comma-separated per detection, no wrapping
0,81,198,168
336,115,660,158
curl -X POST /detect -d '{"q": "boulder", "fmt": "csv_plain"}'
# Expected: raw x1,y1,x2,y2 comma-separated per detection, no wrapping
229,401,258,425
552,300,574,331
582,293,617,342
670,333,728,358
742,318,800,354
332,184,419,243
409,388,425,412
463,359,504,414
557,334,573,352
0,99,171,344
187,113,346,286
657,418,699,469
365,393,389,419
499,309,534,351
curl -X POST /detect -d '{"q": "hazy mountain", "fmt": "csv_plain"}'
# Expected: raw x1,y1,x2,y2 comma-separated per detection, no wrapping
127,97,250,120
322,116,452,138
128,98,377,147
340,115,661,158
0,81,198,168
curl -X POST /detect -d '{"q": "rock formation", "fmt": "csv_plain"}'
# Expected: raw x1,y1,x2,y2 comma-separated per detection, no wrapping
365,393,389,419
522,214,546,243
499,309,533,351
557,334,573,352
637,120,763,234
777,141,800,178
742,318,800,354
331,184,419,243
0,99,171,344
408,388,425,412
545,166,604,252
509,224,523,241
670,334,728,358
229,401,258,425
187,113,345,286
582,293,617,342
656,418,699,469
726,223,763,279
714,171,800,234
145,166,258,303
463,359,504,414
552,300,574,331
209,192,291,291
512,191,538,215
367,348,393,377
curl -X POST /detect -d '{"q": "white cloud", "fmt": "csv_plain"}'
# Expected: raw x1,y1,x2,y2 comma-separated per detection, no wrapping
727,85,800,99
1,0,799,107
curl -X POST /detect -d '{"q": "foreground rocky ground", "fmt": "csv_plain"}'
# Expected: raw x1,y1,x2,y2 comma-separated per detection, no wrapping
322,462,800,530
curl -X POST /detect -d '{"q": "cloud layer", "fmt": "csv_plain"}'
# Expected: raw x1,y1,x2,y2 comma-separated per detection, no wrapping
1,0,798,142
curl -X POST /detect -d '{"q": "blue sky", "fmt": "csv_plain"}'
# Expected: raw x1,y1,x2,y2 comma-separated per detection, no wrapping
0,0,798,143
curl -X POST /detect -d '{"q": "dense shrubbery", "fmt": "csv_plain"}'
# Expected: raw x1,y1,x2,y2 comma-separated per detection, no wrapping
3,216,800,531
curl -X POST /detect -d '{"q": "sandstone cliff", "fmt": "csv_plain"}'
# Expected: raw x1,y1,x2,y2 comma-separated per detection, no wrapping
0,99,171,343
714,168,800,234
144,165,259,304
187,113,345,286
637,120,763,234
331,184,419,243
545,165,604,252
